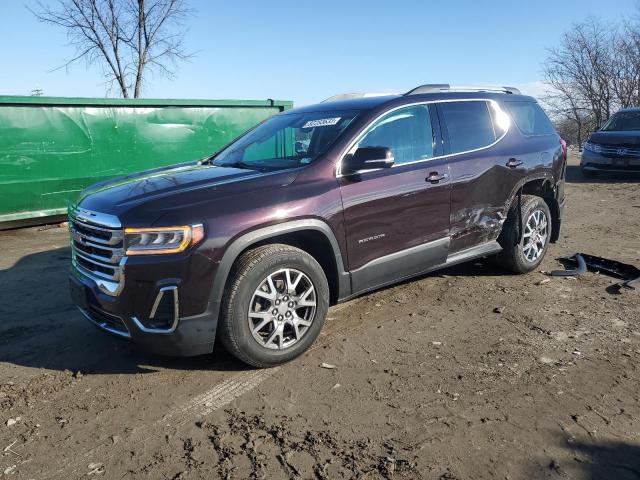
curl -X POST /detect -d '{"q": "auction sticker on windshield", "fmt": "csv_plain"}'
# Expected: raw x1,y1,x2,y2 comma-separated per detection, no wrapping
303,117,341,128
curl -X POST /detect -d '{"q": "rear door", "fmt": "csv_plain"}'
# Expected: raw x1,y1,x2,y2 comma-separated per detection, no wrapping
338,103,451,293
437,99,521,253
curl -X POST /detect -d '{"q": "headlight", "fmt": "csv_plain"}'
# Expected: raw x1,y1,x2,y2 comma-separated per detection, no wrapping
583,142,602,154
124,224,204,255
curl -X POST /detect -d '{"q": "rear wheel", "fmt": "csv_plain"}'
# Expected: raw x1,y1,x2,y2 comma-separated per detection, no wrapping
219,244,329,368
497,195,552,274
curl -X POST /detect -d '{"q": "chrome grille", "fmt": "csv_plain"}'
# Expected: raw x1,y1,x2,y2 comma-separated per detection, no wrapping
69,209,125,296
599,144,640,158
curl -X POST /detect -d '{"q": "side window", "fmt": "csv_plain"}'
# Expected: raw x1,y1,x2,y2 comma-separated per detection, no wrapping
504,101,556,136
440,101,496,154
356,105,435,165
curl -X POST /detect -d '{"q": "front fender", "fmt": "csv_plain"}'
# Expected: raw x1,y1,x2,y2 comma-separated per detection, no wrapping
206,218,351,334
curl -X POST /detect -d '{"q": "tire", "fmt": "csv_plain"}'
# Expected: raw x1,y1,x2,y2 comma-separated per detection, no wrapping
496,195,552,274
219,244,329,368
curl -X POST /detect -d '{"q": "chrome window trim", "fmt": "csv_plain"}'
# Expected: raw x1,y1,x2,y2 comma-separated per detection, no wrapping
335,98,510,177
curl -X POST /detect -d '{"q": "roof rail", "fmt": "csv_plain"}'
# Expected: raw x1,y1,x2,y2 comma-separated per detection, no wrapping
321,92,396,103
405,84,521,96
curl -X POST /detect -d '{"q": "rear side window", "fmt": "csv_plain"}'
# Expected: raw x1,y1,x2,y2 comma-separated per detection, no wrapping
505,101,556,136
440,101,496,154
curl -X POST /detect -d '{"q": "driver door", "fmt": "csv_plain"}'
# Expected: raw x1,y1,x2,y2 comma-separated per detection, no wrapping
338,103,452,294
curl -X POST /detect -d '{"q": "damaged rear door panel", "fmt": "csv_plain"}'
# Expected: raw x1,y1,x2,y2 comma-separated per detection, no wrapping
440,99,563,253
437,100,522,252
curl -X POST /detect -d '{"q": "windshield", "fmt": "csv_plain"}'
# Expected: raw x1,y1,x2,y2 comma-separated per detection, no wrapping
601,111,640,132
212,110,361,170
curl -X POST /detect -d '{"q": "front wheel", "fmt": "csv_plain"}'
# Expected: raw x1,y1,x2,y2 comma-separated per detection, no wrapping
219,244,329,368
497,195,552,274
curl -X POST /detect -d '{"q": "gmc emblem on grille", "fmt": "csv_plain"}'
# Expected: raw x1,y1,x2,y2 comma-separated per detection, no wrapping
617,148,628,156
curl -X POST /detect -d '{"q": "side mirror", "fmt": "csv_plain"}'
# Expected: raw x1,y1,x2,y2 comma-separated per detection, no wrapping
342,146,394,175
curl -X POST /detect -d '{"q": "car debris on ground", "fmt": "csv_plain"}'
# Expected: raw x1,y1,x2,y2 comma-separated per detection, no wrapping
551,252,640,291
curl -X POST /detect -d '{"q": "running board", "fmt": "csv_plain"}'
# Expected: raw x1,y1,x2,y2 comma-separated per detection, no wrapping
445,241,503,267
342,240,503,301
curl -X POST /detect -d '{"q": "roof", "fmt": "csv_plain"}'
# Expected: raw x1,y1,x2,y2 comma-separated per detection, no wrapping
405,84,521,95
617,107,640,113
284,91,536,115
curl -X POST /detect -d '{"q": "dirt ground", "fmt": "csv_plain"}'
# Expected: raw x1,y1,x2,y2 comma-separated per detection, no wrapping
1,152,639,480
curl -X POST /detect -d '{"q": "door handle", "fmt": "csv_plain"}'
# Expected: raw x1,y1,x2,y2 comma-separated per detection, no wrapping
506,158,523,169
426,172,448,184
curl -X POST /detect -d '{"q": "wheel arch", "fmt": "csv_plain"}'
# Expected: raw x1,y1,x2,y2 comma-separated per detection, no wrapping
504,175,561,243
210,220,350,328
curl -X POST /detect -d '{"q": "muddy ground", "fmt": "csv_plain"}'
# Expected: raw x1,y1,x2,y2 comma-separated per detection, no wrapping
1,153,639,480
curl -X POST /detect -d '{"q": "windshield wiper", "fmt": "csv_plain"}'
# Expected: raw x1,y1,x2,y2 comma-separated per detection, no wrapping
214,161,256,170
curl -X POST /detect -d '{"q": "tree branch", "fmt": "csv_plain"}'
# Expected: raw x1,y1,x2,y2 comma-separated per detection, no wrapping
32,0,193,97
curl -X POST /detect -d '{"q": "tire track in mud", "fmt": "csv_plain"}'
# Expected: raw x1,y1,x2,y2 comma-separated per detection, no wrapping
51,369,279,479
50,299,369,479
163,368,280,423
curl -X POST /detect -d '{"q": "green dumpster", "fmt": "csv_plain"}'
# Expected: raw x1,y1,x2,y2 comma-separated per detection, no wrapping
0,96,292,228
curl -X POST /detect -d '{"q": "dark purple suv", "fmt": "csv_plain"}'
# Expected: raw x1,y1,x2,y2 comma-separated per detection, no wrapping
68,84,567,367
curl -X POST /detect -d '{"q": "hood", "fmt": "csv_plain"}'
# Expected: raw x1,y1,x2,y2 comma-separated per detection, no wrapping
589,130,640,145
75,162,300,224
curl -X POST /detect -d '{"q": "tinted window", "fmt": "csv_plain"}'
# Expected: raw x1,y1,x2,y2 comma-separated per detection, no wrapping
214,110,360,169
505,101,556,136
357,105,434,165
601,111,640,131
440,101,496,153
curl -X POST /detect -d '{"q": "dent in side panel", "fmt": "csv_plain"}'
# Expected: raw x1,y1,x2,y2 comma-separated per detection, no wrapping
448,162,518,252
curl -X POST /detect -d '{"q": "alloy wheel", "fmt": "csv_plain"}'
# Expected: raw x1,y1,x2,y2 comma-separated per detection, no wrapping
522,209,549,262
248,268,317,350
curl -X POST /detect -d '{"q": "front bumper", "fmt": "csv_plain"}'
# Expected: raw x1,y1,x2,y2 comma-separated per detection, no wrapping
581,150,640,173
67,206,222,356
69,269,217,356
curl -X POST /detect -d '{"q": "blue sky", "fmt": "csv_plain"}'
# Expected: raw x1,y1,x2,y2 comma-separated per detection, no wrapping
0,0,636,105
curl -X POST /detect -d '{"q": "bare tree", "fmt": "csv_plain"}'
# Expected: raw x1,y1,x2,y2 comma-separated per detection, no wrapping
543,19,615,128
542,85,592,147
33,0,193,98
612,17,640,108
542,9,640,145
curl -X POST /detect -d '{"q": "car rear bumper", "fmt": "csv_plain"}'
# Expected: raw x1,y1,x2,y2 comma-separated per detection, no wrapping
551,195,567,243
581,150,640,172
69,269,218,356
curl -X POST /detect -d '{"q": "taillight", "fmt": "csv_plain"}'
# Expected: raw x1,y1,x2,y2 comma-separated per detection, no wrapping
560,138,567,156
